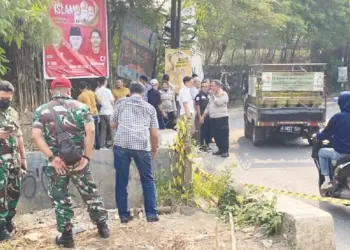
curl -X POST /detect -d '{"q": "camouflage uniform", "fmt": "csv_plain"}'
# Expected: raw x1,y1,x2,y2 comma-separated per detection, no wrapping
0,107,22,226
32,93,108,233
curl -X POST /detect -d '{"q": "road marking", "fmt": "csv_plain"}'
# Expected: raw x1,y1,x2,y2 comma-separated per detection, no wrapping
252,159,313,164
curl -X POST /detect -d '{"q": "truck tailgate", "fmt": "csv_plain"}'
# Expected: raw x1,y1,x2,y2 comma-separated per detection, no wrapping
258,107,325,122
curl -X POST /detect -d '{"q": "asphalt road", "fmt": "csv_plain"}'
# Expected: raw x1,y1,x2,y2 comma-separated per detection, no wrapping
201,101,349,249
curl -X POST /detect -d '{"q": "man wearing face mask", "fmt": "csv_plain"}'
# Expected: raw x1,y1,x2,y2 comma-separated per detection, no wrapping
0,80,26,241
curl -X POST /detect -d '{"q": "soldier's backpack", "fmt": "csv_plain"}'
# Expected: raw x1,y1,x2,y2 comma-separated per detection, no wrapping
48,100,82,166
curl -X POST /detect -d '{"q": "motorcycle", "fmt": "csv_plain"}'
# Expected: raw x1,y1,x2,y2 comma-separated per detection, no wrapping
312,138,350,199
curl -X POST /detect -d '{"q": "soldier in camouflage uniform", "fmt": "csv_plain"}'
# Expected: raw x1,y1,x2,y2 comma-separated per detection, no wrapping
0,80,27,241
31,77,109,248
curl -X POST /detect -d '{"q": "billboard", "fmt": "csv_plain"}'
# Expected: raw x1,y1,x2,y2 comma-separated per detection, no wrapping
43,0,109,79
338,66,348,82
165,49,192,90
117,15,157,81
261,72,324,91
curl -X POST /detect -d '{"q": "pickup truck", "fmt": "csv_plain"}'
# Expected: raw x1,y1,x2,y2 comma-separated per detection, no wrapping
244,63,327,146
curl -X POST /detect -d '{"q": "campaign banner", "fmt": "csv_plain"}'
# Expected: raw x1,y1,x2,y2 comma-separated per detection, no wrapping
43,0,109,79
165,49,192,90
117,15,157,81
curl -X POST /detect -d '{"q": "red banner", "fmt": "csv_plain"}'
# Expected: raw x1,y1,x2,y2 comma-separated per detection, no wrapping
43,0,109,79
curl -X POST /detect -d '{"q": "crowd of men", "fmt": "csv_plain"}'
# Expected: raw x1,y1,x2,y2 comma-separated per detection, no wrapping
0,73,229,248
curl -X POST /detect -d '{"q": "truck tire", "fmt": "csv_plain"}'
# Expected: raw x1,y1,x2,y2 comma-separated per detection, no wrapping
244,116,252,138
253,125,265,146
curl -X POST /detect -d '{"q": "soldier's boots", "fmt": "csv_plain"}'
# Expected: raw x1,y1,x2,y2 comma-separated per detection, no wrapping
56,229,75,248
6,220,15,233
97,221,109,238
0,224,11,242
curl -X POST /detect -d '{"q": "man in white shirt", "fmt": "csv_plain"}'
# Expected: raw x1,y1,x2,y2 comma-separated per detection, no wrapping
178,76,195,134
190,75,201,99
95,77,115,149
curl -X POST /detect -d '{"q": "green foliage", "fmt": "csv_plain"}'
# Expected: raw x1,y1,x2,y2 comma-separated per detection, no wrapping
0,0,54,75
218,188,283,236
155,169,193,206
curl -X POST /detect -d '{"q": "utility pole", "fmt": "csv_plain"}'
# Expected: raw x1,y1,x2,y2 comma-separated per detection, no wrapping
170,0,181,49
175,0,181,48
170,0,177,48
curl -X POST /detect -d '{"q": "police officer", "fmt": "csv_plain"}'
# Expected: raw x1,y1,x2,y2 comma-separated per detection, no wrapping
31,77,109,248
0,80,26,241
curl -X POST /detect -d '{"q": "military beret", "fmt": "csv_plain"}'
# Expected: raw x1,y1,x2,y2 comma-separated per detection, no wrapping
51,76,72,89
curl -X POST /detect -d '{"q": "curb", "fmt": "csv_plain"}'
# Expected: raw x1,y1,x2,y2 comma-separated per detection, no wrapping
196,168,336,250
233,183,336,250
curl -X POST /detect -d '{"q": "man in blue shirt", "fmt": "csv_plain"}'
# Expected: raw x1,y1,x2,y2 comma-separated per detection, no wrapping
317,91,350,190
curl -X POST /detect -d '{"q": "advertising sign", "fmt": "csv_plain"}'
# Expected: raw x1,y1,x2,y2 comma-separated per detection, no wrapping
338,66,348,82
261,72,324,91
43,0,109,79
117,15,157,81
165,49,192,90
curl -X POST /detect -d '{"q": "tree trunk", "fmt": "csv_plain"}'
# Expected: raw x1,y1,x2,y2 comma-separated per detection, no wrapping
8,41,48,111
230,49,236,64
215,43,227,65
205,44,215,65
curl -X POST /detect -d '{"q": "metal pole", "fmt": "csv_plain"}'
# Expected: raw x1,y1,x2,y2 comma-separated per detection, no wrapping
170,0,177,48
175,0,181,48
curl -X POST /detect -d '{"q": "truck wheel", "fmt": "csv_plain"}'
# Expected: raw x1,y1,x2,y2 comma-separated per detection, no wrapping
244,116,252,138
253,125,265,146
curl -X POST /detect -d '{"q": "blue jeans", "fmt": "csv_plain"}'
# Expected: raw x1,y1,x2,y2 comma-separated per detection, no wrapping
319,148,347,176
158,115,165,130
113,146,158,220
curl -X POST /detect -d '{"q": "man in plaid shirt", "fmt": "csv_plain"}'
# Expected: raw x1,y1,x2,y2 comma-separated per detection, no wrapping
110,82,160,223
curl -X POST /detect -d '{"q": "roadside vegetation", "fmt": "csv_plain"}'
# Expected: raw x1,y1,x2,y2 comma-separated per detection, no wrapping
155,117,283,237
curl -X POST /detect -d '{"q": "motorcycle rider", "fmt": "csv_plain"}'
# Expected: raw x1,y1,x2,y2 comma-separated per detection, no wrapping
316,91,350,190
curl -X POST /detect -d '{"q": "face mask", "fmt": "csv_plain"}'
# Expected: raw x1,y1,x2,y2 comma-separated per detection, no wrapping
0,100,10,109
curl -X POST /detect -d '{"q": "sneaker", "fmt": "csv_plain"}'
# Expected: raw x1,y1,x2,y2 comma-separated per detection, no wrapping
321,182,333,190
100,147,109,151
221,152,229,158
146,215,159,223
97,222,109,238
199,145,208,152
120,215,134,224
213,150,223,156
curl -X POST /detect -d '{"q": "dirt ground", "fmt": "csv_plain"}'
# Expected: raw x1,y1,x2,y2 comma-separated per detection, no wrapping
0,207,290,250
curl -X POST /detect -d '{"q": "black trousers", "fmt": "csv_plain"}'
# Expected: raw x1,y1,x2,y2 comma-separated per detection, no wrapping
210,116,229,153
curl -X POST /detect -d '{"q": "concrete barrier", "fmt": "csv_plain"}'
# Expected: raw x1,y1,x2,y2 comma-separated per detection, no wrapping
233,183,336,250
17,129,177,214
277,196,335,250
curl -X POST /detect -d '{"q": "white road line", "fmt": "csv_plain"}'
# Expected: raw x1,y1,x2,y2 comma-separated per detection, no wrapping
252,159,313,164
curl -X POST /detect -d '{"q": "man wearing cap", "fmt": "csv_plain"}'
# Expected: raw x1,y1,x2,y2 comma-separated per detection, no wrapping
31,77,109,248
147,79,167,129
0,80,26,241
